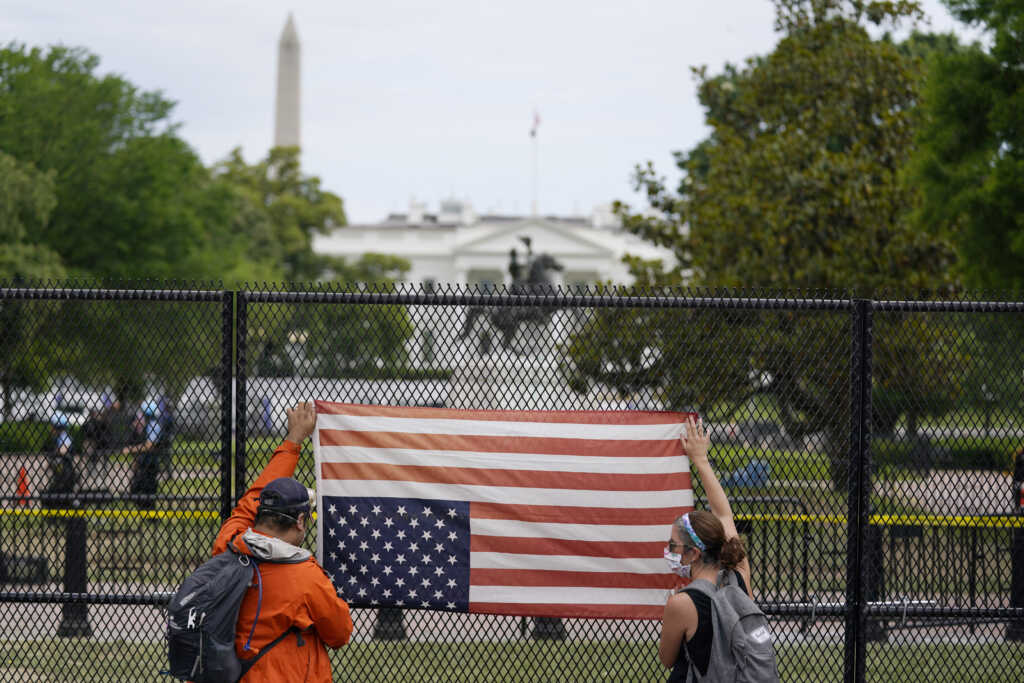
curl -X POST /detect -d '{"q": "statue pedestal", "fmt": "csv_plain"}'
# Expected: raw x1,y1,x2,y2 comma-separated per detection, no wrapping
451,311,577,411
449,346,576,411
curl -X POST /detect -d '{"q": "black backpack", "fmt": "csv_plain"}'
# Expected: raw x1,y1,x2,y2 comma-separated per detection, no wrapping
42,445,78,510
165,544,296,682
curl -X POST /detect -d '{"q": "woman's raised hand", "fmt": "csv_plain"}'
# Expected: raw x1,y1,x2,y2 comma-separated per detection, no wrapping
681,415,710,465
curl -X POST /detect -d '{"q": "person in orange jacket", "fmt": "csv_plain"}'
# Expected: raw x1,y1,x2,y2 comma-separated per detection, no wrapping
212,401,353,682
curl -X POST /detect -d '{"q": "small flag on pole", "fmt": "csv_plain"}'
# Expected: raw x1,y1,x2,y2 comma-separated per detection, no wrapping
529,110,541,138
314,402,694,619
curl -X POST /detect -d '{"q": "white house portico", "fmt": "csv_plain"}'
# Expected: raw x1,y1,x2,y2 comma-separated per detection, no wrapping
313,201,677,290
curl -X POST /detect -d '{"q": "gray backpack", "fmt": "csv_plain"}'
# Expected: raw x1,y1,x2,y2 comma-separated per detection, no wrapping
683,571,780,683
164,543,300,681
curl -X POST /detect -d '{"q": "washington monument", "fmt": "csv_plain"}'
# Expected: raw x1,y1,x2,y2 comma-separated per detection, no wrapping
274,14,300,148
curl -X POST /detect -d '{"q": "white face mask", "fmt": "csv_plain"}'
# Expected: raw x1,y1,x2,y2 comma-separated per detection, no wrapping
664,546,691,578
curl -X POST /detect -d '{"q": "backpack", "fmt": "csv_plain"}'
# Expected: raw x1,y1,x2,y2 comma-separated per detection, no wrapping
165,543,296,682
42,448,78,510
682,571,780,683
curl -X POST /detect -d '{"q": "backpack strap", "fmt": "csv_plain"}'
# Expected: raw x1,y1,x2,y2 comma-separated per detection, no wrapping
236,626,301,681
680,577,717,598
223,539,305,681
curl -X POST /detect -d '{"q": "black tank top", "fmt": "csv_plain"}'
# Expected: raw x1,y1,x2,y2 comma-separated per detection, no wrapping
667,570,748,682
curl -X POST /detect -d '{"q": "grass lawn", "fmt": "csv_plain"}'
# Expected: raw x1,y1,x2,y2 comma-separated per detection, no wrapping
2,638,1021,682
711,444,831,482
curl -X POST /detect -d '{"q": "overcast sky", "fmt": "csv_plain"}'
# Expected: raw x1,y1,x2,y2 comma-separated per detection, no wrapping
6,1,986,223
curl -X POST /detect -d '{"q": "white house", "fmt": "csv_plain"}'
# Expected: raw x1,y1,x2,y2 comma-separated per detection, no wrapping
313,200,677,290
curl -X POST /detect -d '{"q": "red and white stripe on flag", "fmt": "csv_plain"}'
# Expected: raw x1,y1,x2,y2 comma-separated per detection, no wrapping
314,402,694,619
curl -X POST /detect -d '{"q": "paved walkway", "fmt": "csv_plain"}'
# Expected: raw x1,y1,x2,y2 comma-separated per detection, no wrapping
879,469,1013,516
1,453,133,505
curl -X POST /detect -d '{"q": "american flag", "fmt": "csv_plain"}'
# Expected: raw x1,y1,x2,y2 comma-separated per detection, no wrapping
313,402,693,619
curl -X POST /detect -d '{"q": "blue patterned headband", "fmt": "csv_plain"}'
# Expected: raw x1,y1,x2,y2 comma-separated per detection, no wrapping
680,513,706,552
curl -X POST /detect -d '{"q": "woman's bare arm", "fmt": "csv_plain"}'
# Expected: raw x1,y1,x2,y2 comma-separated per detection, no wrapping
684,416,752,593
684,417,736,535
659,592,696,668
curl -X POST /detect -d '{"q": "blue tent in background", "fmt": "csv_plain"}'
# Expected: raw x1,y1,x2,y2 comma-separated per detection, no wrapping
721,459,771,488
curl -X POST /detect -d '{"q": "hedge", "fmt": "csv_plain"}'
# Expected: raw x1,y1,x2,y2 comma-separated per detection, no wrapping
874,435,1020,471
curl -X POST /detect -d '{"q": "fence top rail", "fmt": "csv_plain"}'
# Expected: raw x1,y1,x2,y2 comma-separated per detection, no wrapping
874,299,1024,313
5,286,1023,312
0,287,224,303
243,289,856,311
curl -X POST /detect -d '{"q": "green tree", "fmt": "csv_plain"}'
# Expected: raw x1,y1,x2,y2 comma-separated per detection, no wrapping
0,152,64,280
571,0,962,487
213,147,347,282
0,152,66,418
911,0,1024,290
0,44,283,407
213,147,416,381
0,44,222,279
307,255,413,377
251,254,415,379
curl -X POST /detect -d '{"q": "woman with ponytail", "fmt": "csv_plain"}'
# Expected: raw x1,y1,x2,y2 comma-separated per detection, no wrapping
659,416,753,681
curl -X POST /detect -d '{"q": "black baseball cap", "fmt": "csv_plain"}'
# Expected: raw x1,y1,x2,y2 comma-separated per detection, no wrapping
258,477,312,515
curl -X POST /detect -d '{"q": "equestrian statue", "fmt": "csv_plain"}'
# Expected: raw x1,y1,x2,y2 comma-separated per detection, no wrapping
459,237,564,352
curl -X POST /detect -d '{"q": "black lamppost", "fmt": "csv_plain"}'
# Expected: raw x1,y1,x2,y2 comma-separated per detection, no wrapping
57,494,92,637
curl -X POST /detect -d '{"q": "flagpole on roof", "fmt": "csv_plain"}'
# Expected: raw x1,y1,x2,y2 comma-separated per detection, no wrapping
530,110,540,218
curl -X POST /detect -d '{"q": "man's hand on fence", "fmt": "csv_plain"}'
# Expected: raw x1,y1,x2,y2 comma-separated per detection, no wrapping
286,402,317,445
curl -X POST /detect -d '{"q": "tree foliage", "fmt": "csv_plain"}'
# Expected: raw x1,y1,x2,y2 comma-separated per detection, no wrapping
629,0,953,291
911,0,1024,291
0,44,349,285
0,152,64,281
251,255,414,379
213,147,347,282
0,153,66,417
0,42,414,401
571,0,963,487
0,44,214,279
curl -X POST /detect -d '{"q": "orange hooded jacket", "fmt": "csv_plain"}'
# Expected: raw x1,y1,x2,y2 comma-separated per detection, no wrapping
212,440,353,682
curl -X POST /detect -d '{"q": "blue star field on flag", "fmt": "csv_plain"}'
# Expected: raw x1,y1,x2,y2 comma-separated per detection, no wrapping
321,496,470,610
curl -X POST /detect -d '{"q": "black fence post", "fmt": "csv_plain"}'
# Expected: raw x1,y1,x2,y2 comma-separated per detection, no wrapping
373,607,407,640
531,616,568,640
863,524,887,642
235,291,248,503
57,499,92,638
1009,450,1024,641
220,290,235,521
845,299,873,683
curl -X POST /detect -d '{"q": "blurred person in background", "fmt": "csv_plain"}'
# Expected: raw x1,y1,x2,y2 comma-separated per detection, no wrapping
41,413,77,510
124,401,165,509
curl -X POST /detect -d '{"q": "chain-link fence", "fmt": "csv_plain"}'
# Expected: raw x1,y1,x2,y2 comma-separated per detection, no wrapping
2,283,1023,682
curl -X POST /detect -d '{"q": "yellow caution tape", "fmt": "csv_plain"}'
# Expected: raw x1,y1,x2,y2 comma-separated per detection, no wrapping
0,508,321,522
0,508,220,521
734,512,1024,529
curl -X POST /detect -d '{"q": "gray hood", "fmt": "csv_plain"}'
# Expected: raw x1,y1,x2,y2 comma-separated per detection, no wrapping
239,528,312,563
